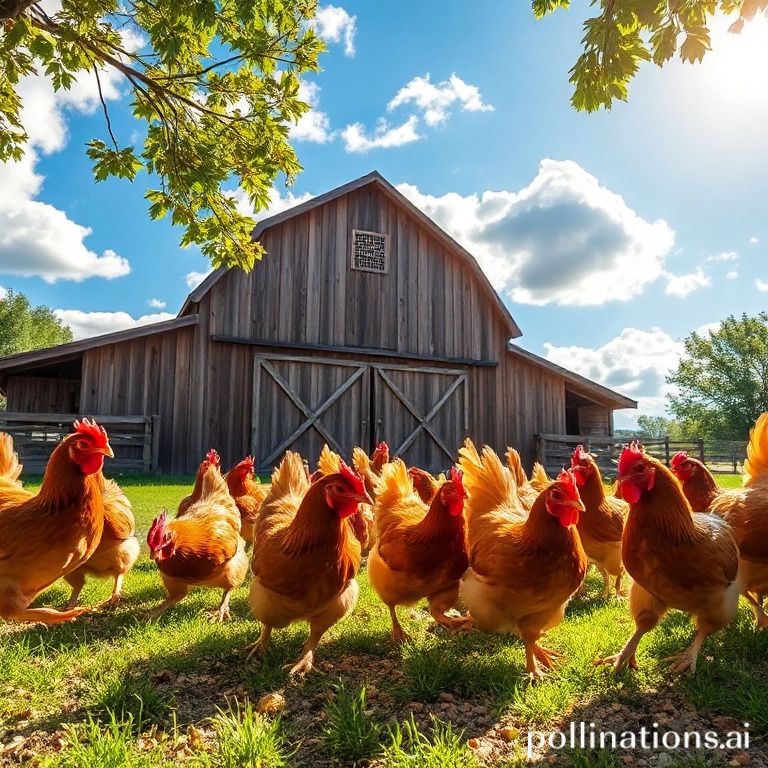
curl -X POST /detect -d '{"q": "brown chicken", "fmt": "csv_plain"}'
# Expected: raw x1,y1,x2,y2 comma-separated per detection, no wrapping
529,462,551,492
352,442,390,499
178,449,221,516
225,455,270,545
0,432,22,487
147,461,247,621
247,451,370,674
672,415,768,628
368,460,469,643
506,447,538,511
569,445,627,597
63,476,140,608
0,419,113,624
408,467,445,505
458,439,586,679
597,443,740,674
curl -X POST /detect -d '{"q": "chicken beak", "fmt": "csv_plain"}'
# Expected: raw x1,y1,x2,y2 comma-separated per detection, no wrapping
353,490,375,507
566,498,585,512
102,442,115,459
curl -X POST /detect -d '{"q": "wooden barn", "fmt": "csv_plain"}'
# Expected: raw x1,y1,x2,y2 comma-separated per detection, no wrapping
0,171,635,474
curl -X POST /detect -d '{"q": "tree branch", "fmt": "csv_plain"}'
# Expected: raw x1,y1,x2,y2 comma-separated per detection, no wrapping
93,63,119,151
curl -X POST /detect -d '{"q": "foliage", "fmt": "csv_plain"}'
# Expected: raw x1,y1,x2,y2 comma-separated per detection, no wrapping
635,415,687,440
323,681,381,763
0,289,73,409
667,312,768,440
533,0,768,111
0,0,323,269
381,715,478,768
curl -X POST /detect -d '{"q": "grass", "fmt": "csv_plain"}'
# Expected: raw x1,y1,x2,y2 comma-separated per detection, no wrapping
0,474,765,766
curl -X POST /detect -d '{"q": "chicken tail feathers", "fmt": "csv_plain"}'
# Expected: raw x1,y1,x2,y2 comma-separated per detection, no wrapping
743,412,768,486
458,439,517,518
352,446,370,476
505,447,527,487
529,462,551,492
0,432,22,485
317,444,342,477
271,451,311,500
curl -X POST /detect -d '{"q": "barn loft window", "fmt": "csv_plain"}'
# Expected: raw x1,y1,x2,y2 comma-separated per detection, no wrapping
352,229,388,274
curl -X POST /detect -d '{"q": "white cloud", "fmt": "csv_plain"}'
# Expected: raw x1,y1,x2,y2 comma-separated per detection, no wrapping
397,159,675,306
233,184,315,221
148,298,166,309
0,61,130,283
0,286,6,299
388,73,493,126
341,116,421,153
53,309,175,340
707,250,738,262
663,268,711,298
314,5,356,56
726,270,739,280
290,81,333,143
756,278,768,292
544,327,684,427
750,236,759,244
185,270,213,290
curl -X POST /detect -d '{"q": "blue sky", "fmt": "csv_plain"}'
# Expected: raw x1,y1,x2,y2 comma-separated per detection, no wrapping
1,1,767,426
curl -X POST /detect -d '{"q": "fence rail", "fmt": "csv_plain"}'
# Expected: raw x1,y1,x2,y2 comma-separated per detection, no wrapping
0,413,160,474
535,433,747,478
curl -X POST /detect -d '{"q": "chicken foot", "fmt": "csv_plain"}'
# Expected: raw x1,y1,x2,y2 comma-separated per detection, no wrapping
147,578,189,619
209,589,233,623
245,625,272,660
63,570,87,610
662,629,709,675
428,585,473,633
743,591,768,629
1,605,89,625
388,605,412,644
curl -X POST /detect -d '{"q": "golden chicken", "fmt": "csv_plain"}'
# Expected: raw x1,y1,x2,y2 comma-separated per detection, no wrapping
368,460,469,643
225,455,270,545
598,443,740,674
506,447,538,511
458,439,586,680
178,449,220,516
247,452,370,674
147,461,247,621
0,420,113,624
569,445,626,597
407,466,445,505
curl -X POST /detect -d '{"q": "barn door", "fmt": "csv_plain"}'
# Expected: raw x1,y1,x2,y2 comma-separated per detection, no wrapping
373,365,468,471
252,355,371,471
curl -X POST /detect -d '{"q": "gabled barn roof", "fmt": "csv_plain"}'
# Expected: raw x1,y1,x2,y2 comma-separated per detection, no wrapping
179,170,522,338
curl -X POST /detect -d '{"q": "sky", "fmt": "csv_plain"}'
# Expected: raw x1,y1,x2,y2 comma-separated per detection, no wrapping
1,2,767,428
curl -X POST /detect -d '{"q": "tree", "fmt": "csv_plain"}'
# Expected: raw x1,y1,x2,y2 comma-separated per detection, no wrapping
667,313,768,441
635,414,688,440
0,0,323,269
0,289,73,409
533,0,768,111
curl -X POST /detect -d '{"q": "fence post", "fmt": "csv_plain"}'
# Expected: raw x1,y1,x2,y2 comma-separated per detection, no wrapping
697,438,705,464
664,436,670,466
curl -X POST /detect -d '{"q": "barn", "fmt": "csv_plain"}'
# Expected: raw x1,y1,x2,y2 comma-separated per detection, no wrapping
0,171,636,474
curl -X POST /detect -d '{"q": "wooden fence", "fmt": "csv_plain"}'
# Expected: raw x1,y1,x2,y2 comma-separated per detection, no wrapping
535,433,747,478
0,413,160,474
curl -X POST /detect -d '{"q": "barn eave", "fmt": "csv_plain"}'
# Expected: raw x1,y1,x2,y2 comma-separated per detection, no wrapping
178,170,522,340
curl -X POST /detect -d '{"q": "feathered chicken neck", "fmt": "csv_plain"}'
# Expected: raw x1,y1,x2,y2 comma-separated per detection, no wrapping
626,461,698,543
283,480,354,553
37,437,101,510
417,490,465,540
578,465,608,509
523,492,568,543
682,463,720,511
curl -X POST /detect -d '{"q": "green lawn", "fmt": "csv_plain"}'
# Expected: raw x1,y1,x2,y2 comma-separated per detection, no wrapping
0,474,765,767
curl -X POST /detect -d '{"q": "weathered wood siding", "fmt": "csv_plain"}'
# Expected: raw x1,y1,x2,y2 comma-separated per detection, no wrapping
6,376,81,413
578,405,611,436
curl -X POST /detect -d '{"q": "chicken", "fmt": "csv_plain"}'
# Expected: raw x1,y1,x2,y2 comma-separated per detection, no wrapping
408,467,445,505
506,447,538,511
458,439,586,680
178,449,221,516
529,462,551,492
569,445,627,597
225,455,270,545
368,460,469,643
322,445,375,552
352,441,390,501
0,432,22,487
147,461,247,621
0,419,113,624
670,451,722,512
597,443,740,674
672,415,768,628
63,476,140,609
246,451,370,674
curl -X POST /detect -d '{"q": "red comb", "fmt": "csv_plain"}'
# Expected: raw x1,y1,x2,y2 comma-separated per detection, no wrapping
339,460,366,496
73,418,109,448
450,466,466,498
206,449,220,466
570,444,590,467
147,511,167,551
670,451,689,470
556,469,580,501
374,441,389,456
618,442,645,478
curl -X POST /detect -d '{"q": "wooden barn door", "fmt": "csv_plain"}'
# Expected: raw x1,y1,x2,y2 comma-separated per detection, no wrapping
251,355,371,471
373,365,468,471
